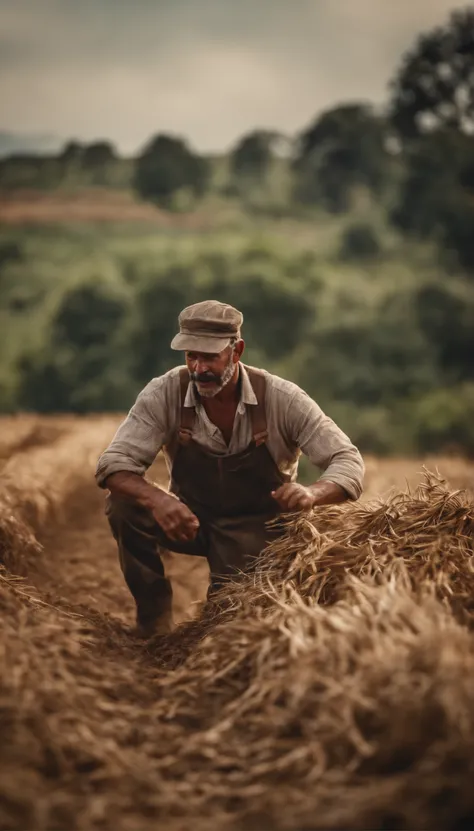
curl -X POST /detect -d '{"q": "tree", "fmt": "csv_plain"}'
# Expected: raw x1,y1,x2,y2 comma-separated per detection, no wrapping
339,223,381,261
50,282,127,350
293,104,390,211
297,104,384,160
412,383,474,455
130,267,195,384
57,141,84,185
392,129,474,270
134,134,208,206
58,141,84,163
230,130,278,182
82,141,116,169
390,8,474,139
414,283,474,381
211,267,315,360
17,280,134,412
0,241,22,269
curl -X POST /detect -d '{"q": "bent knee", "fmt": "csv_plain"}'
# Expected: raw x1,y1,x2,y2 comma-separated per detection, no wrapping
105,493,152,529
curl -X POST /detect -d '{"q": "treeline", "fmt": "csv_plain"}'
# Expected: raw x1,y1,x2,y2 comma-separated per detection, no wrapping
1,9,474,272
0,141,133,190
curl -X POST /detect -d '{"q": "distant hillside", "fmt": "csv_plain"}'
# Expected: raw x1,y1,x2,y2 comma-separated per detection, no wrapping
0,131,63,158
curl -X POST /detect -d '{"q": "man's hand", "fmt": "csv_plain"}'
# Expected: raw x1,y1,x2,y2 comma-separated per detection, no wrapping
271,483,315,512
105,471,200,544
272,480,348,512
149,491,200,543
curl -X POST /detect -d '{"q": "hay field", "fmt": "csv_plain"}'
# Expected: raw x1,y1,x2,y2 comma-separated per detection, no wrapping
1,415,473,831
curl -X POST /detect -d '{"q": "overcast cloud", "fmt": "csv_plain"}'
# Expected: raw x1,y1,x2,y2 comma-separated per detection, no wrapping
0,0,465,152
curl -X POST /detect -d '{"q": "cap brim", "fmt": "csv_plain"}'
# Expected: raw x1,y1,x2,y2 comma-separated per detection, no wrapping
170,333,232,353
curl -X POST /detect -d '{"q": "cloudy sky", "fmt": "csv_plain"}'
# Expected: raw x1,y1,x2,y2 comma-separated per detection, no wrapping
0,0,465,153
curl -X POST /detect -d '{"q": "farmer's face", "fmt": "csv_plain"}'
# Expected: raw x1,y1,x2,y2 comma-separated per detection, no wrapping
186,343,242,398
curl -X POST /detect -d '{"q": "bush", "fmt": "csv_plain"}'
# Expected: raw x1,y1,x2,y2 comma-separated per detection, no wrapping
414,283,474,382
412,384,474,456
2,224,474,456
0,241,23,268
16,279,134,412
134,134,208,207
339,223,381,260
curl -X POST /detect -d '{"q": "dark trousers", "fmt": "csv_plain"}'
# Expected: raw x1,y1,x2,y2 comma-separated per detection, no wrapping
105,494,280,625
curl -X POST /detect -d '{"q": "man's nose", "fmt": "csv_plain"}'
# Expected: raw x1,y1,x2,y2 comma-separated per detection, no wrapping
196,361,210,375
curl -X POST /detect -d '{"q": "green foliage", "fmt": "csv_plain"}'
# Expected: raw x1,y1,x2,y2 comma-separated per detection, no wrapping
130,269,196,384
392,130,474,270
82,142,116,169
1,222,472,457
0,240,23,268
386,8,474,272
411,384,474,456
59,141,83,163
230,131,276,182
16,278,134,412
293,104,390,211
126,248,318,386
414,283,474,381
134,134,209,207
339,223,382,261
390,8,474,139
293,295,436,411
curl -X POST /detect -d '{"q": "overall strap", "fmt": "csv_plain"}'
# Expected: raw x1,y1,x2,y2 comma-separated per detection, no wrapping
245,366,268,446
178,367,195,445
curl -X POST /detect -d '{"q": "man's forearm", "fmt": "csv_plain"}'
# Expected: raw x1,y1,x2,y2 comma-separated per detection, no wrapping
308,480,348,506
105,471,167,510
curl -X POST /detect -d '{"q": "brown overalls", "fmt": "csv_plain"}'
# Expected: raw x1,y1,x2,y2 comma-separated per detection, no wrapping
106,367,288,626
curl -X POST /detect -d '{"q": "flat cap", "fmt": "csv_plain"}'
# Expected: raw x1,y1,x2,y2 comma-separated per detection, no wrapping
170,300,243,352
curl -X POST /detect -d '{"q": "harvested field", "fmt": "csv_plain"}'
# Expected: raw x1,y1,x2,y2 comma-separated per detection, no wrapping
0,415,473,831
0,189,211,228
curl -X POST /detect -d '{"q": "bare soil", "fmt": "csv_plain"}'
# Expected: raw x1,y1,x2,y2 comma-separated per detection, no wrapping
0,189,211,228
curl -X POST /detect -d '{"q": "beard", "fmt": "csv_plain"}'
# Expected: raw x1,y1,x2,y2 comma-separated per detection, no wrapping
191,351,236,398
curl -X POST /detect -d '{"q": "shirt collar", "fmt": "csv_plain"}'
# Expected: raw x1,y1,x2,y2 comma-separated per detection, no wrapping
184,363,258,413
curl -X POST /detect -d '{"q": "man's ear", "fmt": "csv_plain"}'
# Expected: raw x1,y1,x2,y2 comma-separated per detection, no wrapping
234,339,245,362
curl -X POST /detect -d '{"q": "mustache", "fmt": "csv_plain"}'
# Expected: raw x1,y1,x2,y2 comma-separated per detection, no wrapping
191,371,222,385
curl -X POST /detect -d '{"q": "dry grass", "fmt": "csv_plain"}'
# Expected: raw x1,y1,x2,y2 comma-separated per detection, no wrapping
148,578,474,831
363,454,474,500
0,415,121,571
0,415,76,470
257,471,474,623
0,417,473,831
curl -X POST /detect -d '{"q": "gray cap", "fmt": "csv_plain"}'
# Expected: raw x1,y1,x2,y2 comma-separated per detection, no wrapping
170,300,243,352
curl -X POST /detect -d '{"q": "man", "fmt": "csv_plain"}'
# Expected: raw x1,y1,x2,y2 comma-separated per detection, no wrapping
96,300,364,637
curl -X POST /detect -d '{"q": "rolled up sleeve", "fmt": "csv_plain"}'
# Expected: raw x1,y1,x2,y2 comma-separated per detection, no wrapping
95,380,168,488
287,390,364,500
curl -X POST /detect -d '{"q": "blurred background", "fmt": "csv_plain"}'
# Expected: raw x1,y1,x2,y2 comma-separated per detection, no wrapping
1,0,474,457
